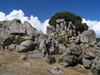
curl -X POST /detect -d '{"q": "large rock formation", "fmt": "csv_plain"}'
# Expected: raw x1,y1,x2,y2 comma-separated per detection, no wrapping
0,19,39,47
62,45,82,66
79,30,96,43
46,19,76,38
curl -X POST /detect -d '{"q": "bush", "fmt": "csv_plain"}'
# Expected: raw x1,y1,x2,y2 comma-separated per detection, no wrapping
74,21,88,34
57,35,68,44
15,36,25,45
35,43,40,51
96,38,100,43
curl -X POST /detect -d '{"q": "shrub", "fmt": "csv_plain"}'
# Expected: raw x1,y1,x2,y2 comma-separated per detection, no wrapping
35,43,40,51
44,34,49,38
57,35,68,44
15,36,25,45
96,38,100,43
58,58,63,63
74,21,88,34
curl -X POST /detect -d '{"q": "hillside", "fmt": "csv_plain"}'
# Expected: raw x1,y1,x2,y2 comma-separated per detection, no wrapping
0,19,99,75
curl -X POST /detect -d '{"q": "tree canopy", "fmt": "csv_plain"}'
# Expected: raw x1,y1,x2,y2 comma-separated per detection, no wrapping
49,11,88,34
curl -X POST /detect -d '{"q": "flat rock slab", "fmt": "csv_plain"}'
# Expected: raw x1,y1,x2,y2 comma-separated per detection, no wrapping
47,66,63,73
21,63,32,66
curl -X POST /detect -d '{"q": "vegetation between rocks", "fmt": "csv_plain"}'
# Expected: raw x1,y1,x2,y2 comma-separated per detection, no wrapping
14,36,25,45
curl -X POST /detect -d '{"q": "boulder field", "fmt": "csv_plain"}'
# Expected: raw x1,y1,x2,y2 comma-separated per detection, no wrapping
0,19,99,75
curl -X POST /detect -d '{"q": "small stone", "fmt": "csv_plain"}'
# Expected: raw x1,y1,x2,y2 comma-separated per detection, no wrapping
47,66,63,73
45,56,56,64
21,63,32,66
20,55,27,60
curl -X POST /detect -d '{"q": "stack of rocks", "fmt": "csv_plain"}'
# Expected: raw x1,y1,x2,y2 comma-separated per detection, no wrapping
47,19,76,38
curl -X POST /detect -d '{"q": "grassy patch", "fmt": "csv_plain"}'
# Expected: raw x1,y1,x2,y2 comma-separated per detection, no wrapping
57,35,68,44
35,43,40,51
14,36,25,45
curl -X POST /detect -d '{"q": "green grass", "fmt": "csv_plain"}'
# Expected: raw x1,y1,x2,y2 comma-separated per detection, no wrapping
14,36,25,45
35,43,40,51
57,35,68,44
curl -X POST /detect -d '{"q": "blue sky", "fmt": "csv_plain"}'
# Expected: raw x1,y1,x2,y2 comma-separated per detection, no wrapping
0,0,100,37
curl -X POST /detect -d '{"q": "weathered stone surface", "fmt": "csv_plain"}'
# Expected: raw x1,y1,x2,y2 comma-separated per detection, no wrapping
28,54,42,59
97,42,100,47
1,35,15,47
45,56,56,64
83,51,96,60
16,45,28,52
38,30,43,35
47,66,63,73
20,40,34,50
75,36,80,44
8,19,25,35
59,61,68,67
0,19,25,38
82,51,97,69
89,41,96,47
49,46,55,54
56,19,65,23
38,35,46,43
58,44,66,54
56,24,60,32
23,21,38,38
91,56,100,75
39,40,45,51
61,31,66,36
21,63,32,66
20,55,27,60
68,30,73,37
0,19,39,46
8,44,16,51
63,54,78,66
64,41,70,48
46,26,55,35
82,58,93,69
79,30,96,43
21,36,33,40
66,45,82,57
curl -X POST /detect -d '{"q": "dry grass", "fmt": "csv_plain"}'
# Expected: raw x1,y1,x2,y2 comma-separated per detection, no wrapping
0,49,92,75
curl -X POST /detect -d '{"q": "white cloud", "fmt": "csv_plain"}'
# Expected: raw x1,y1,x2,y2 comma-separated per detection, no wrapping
0,9,49,34
82,18,100,38
0,12,6,21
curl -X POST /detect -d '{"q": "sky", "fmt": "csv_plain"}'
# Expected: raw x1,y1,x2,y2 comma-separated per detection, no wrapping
0,0,100,37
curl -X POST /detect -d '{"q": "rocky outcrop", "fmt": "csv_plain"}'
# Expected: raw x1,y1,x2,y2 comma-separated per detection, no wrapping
46,19,76,38
16,45,28,52
16,40,35,52
39,35,59,56
0,19,25,37
79,30,96,43
91,55,100,75
82,51,97,69
20,40,34,50
1,35,15,47
23,21,38,38
45,56,56,64
62,45,82,66
0,19,39,46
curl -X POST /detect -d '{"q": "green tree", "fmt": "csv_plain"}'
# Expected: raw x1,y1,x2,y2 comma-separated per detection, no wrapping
74,22,88,34
49,11,88,34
